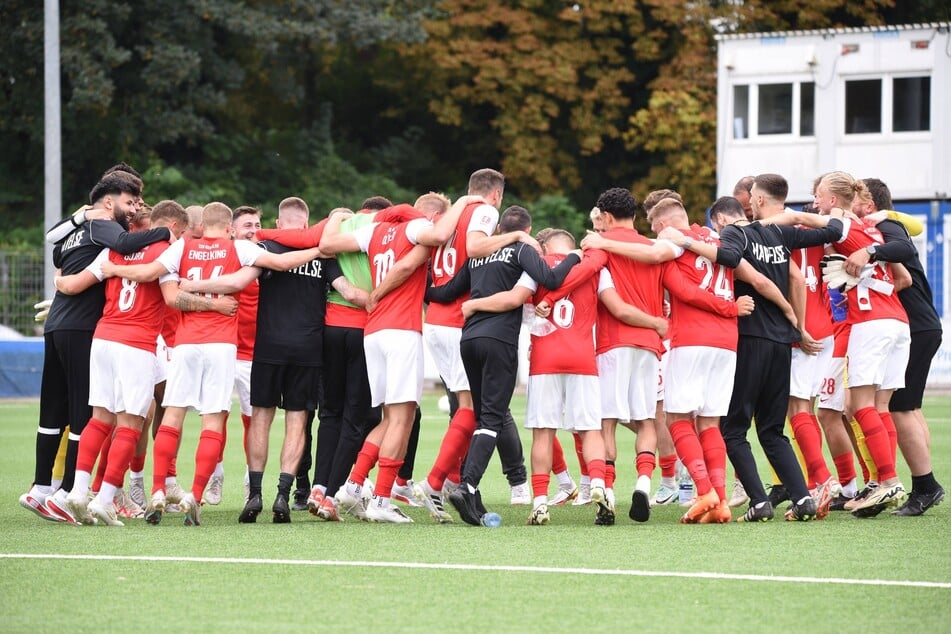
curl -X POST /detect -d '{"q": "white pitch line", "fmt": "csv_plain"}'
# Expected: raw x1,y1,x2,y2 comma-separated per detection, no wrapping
2,553,949,589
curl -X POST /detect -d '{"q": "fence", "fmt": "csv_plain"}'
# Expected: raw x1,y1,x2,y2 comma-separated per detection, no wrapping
0,247,45,338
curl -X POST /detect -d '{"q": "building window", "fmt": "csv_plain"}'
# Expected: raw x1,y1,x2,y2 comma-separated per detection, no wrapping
800,82,815,137
845,79,882,134
893,76,930,132
733,85,749,139
758,83,792,135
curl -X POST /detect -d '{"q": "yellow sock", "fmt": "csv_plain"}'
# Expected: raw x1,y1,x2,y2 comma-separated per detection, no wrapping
849,417,878,482
52,425,69,482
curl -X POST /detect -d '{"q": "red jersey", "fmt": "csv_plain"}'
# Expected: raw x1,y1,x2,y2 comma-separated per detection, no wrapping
663,226,740,352
831,218,908,325
529,253,598,376
92,242,171,352
791,243,834,341
161,307,181,347
325,303,367,329
235,280,259,360
157,236,262,345
355,219,431,336
425,201,499,328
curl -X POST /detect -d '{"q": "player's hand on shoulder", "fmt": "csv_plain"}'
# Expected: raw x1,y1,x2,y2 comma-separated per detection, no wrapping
518,232,542,254
580,230,604,250
735,295,754,316
656,227,685,245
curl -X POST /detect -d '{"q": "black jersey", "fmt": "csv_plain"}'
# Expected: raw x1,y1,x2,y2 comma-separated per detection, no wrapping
873,219,941,334
44,220,171,333
426,242,580,346
252,240,342,366
715,218,843,344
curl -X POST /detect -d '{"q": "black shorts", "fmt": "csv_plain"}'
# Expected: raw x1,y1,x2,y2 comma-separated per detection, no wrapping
890,329,941,412
38,330,93,434
250,361,321,411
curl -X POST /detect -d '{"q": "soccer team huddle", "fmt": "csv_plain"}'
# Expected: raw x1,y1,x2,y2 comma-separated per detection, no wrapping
20,163,944,528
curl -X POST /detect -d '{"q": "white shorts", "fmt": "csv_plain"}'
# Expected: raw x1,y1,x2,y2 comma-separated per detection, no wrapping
234,359,252,416
365,329,424,407
89,339,157,418
663,346,736,417
817,356,847,412
525,374,601,431
657,341,670,401
847,319,911,390
423,324,469,392
162,343,237,414
153,335,172,385
597,346,659,422
789,335,834,399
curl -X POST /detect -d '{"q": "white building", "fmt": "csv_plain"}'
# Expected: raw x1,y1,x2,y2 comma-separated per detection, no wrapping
716,22,951,326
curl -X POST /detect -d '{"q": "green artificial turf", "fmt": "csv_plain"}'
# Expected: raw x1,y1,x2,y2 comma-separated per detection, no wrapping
1,394,949,632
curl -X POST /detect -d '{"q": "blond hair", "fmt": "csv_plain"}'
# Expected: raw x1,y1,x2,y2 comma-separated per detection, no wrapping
202,202,233,229
819,171,867,207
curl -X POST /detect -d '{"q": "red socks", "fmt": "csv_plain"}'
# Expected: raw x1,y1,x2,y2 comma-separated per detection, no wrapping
92,428,115,491
103,427,141,489
790,412,832,484
833,451,856,485
217,413,228,463
879,411,898,465
374,457,403,499
427,408,476,491
698,427,727,501
669,420,712,496
531,473,550,498
854,407,896,481
605,461,616,490
76,418,113,474
659,453,677,479
192,429,224,501
552,436,568,474
241,414,252,463
586,458,606,482
635,451,655,479
130,450,146,473
350,441,381,485
152,425,181,495
573,432,588,476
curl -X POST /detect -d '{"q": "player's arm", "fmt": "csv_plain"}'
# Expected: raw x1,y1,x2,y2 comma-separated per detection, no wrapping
462,286,533,319
45,206,111,243
160,280,238,316
332,276,369,308
658,226,729,267
179,266,263,294
367,243,430,311
877,210,923,237
844,219,916,277
256,218,329,248
786,264,821,354
519,245,580,290
536,249,608,306
54,247,108,294
660,263,745,318
467,230,539,258
101,259,170,283
89,220,171,254
580,231,679,264
425,263,471,304
891,262,912,292
251,246,323,272
598,288,668,336
735,259,797,328
414,195,483,247
53,270,100,295
318,211,360,255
